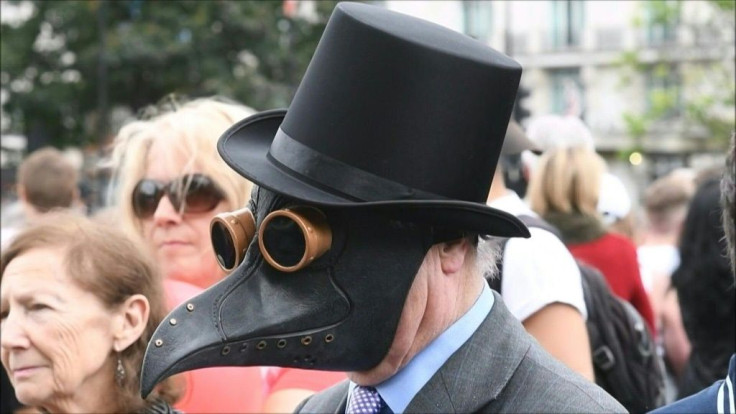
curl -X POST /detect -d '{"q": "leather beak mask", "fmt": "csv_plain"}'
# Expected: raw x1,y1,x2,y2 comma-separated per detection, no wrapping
140,186,441,397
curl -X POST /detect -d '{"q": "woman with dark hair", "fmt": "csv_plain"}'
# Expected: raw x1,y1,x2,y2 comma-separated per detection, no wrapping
672,173,735,399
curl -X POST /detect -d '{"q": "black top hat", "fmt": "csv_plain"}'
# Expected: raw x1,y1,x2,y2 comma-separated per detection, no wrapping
218,2,529,237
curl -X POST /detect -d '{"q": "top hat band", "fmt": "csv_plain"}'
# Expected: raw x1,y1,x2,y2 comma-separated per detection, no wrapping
269,128,446,203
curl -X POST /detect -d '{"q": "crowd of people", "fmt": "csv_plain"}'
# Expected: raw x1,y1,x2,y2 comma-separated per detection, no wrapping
1,3,734,413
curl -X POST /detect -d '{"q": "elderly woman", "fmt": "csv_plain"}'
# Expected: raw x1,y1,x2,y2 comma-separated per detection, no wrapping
108,95,344,413
0,212,179,413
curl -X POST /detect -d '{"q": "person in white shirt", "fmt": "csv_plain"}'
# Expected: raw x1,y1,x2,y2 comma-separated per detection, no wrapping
639,169,696,395
486,121,593,381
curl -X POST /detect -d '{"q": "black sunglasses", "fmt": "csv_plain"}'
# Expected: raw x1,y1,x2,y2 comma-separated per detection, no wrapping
132,173,226,219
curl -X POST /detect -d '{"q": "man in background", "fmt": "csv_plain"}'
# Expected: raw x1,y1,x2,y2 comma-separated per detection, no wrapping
1,146,81,248
639,169,696,391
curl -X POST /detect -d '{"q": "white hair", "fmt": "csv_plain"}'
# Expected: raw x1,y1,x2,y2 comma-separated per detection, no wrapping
476,237,502,281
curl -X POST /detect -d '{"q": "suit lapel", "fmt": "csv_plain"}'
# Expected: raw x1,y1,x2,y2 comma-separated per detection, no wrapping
405,291,532,413
297,380,350,413
335,391,348,414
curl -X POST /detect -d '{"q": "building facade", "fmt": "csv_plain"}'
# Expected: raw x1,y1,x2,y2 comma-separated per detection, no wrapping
381,0,734,195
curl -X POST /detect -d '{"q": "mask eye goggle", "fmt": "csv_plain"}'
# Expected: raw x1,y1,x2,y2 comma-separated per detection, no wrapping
210,207,332,273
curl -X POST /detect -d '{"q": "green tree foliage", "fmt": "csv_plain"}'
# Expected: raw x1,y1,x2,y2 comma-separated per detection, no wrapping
617,0,735,150
1,0,341,148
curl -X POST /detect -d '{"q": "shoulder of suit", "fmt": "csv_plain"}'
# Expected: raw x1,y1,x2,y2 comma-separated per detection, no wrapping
294,379,350,413
503,344,627,413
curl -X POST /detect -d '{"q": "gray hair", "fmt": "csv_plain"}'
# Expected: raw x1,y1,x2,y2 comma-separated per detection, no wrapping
476,237,502,281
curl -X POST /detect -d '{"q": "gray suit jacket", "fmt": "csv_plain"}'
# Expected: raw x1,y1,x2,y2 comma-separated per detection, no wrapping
296,291,626,413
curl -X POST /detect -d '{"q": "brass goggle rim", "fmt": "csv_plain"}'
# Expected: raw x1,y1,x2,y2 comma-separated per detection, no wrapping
210,208,256,272
210,206,332,273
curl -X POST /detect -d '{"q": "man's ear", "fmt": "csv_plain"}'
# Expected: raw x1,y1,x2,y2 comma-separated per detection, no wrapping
438,237,470,275
113,294,150,352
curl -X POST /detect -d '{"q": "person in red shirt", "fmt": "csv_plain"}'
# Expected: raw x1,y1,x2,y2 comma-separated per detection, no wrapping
528,146,656,336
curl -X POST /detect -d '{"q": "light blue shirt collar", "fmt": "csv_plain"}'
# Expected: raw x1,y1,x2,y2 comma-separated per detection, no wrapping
348,282,494,413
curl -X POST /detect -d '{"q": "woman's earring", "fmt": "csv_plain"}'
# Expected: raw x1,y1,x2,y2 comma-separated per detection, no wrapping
116,354,126,386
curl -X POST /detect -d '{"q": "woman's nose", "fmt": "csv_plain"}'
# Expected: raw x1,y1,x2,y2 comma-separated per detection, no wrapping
152,194,183,225
0,311,30,350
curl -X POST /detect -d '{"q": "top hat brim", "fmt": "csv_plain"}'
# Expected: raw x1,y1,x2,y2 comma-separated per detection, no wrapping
218,109,530,238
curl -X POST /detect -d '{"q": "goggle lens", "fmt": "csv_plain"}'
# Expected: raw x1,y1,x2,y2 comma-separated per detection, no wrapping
211,220,238,271
210,208,256,272
260,215,308,269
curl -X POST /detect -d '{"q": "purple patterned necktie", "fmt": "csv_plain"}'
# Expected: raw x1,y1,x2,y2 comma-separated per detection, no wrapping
347,386,384,414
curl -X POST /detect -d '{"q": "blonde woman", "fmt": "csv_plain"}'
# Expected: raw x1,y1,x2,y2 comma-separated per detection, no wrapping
527,147,656,336
109,95,344,413
109,96,265,413
110,96,254,290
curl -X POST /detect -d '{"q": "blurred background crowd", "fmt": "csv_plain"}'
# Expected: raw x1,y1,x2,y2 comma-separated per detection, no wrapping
1,0,733,213
0,1,734,413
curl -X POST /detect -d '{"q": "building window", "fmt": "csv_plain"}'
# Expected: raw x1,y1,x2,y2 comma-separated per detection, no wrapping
645,65,681,119
549,0,585,51
549,68,584,117
643,0,679,46
462,1,493,43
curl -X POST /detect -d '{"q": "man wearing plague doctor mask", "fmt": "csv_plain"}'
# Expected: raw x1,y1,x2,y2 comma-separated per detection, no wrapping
140,3,626,413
